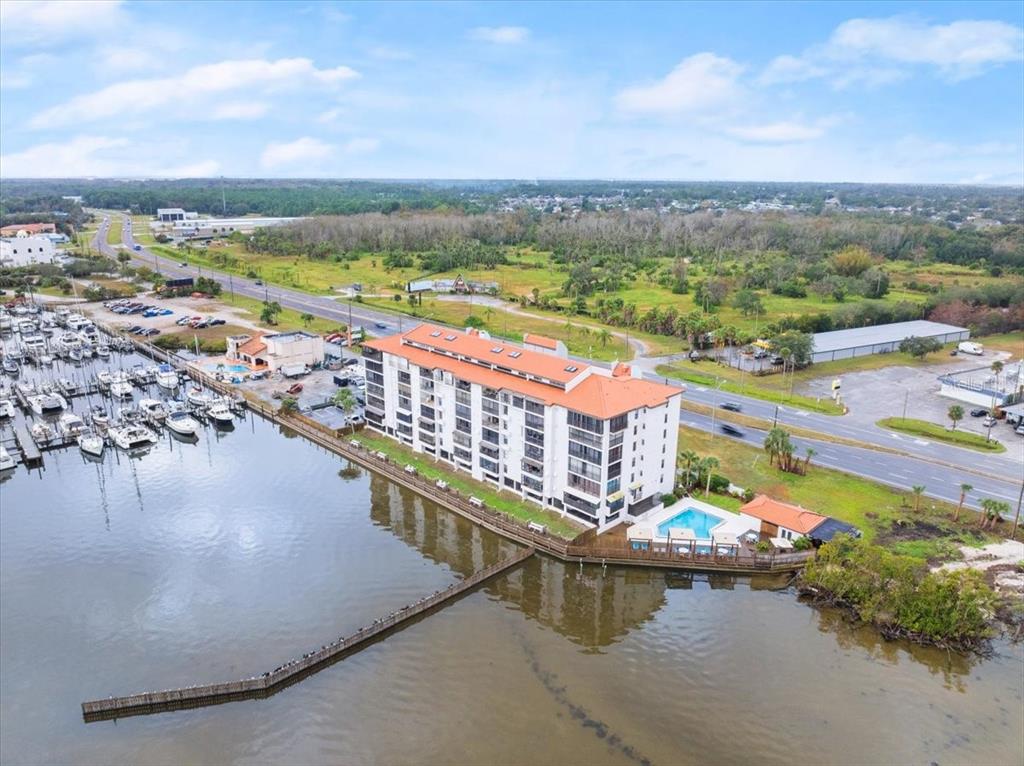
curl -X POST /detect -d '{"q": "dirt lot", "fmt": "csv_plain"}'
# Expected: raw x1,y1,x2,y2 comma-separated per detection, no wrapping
80,294,263,336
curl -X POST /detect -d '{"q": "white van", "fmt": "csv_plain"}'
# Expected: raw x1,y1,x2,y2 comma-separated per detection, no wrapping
957,341,984,356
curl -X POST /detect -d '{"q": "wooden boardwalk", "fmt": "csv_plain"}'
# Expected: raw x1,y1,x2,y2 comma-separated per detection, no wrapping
13,425,42,466
81,547,535,722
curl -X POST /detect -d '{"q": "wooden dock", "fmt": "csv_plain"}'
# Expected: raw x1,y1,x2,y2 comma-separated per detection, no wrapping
81,546,534,722
13,425,42,466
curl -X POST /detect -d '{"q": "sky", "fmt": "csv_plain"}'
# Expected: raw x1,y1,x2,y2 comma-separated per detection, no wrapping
0,0,1022,183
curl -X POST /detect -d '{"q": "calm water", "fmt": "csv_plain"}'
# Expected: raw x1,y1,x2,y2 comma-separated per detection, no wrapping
1,406,1022,765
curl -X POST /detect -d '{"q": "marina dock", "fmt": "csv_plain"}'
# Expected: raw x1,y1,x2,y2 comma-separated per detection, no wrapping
13,425,42,466
81,546,535,721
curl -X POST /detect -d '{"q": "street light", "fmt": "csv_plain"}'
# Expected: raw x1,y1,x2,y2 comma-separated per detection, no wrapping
709,380,724,440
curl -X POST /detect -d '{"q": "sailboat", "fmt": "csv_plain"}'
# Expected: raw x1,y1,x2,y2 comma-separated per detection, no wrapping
110,372,133,399
78,430,105,458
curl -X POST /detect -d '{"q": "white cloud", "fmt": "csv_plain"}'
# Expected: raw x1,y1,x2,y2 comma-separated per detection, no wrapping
726,119,833,144
0,0,124,44
0,134,219,177
757,54,826,85
759,16,1024,88
30,57,360,128
95,46,163,72
828,17,1023,79
211,102,270,120
317,107,345,124
260,137,335,169
368,45,413,61
616,53,744,115
0,53,57,88
468,26,530,45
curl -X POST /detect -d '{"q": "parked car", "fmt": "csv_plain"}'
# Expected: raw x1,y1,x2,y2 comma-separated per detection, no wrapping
770,356,785,365
752,349,769,359
210,318,226,326
158,309,173,316
970,408,988,417
719,402,743,412
286,383,304,395
982,416,997,428
342,357,359,367
720,424,745,438
175,316,191,326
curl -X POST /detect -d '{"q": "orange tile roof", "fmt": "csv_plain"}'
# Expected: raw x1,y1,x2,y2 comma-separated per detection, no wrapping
366,324,682,419
739,495,827,534
238,335,267,356
1,222,56,236
523,333,558,350
401,323,581,383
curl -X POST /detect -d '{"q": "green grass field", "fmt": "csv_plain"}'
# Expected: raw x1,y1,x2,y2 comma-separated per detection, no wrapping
677,426,1013,559
657,362,845,414
105,218,123,246
353,430,582,538
876,418,1007,453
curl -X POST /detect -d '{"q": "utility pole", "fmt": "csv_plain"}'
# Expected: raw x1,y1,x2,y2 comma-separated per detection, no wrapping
902,389,909,421
1012,480,1023,539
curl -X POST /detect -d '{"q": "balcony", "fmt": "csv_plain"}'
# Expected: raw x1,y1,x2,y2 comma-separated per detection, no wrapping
456,390,472,406
521,459,543,477
525,428,544,447
481,399,499,415
522,475,543,492
419,419,436,433
524,444,544,461
453,430,472,448
525,413,545,431
479,443,499,459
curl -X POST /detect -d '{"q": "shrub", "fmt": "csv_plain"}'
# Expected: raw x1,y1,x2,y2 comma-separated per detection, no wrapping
755,540,772,553
801,535,997,648
661,492,678,506
152,334,185,350
742,487,756,503
793,536,813,551
708,474,730,493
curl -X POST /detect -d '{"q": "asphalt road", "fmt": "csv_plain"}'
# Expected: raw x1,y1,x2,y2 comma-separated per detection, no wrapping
94,213,1023,513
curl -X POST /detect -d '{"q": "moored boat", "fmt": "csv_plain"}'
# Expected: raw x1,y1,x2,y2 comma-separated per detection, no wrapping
58,412,87,438
165,407,200,436
207,399,235,425
27,392,67,415
109,424,158,450
77,431,105,458
155,364,179,389
0,445,15,472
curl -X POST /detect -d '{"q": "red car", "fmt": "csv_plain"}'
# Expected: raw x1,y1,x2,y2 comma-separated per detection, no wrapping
286,383,303,395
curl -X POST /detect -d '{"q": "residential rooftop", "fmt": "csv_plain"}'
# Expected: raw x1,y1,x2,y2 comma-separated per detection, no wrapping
365,323,682,419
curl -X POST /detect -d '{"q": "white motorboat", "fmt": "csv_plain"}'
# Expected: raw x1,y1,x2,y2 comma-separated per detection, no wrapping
109,424,158,450
96,345,111,359
130,365,153,385
30,421,55,444
27,392,67,415
1,357,17,375
207,399,234,425
78,431,105,458
110,372,133,399
68,347,83,363
38,354,54,366
58,377,79,396
58,412,87,438
96,370,114,387
165,408,200,436
88,405,110,428
0,398,15,418
187,387,213,408
0,445,15,472
155,364,179,389
138,398,167,423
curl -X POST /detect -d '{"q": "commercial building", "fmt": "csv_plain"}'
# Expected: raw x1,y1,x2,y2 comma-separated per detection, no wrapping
0,222,56,237
155,208,197,223
939,360,1024,408
0,235,57,267
362,324,684,532
226,330,324,372
151,216,298,240
810,320,970,364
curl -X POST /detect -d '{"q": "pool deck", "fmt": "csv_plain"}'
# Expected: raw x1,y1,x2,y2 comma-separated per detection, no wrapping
636,498,760,544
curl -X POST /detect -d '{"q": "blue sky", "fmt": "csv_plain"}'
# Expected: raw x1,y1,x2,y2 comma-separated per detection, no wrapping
1,0,1021,182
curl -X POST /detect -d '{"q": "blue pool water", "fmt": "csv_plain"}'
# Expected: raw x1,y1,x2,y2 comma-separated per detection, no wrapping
656,508,724,539
204,363,250,373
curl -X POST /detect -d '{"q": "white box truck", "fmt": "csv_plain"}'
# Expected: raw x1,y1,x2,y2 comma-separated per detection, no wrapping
957,341,984,355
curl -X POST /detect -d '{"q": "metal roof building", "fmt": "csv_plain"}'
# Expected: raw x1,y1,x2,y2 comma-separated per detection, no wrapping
810,320,969,364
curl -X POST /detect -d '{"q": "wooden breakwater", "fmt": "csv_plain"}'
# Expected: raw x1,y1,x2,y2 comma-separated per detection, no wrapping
82,546,534,722
121,333,814,576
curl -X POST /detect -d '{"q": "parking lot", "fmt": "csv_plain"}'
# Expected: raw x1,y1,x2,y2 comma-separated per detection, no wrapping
801,350,1021,447
83,295,263,337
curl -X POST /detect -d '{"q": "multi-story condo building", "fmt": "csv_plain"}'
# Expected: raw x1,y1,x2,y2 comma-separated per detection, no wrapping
362,324,683,532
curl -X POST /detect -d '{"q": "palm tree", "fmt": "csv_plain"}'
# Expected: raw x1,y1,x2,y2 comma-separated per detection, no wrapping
483,306,495,326
564,317,574,337
597,328,612,348
300,312,314,328
979,498,1009,531
954,483,972,522
802,447,816,473
700,456,720,497
991,360,1004,388
947,404,964,430
911,485,925,513
678,449,699,490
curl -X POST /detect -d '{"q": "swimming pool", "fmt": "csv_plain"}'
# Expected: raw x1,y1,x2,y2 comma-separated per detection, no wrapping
204,363,250,373
656,508,724,539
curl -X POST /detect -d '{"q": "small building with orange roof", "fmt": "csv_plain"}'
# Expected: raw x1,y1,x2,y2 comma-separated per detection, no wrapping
739,495,828,541
362,323,684,532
